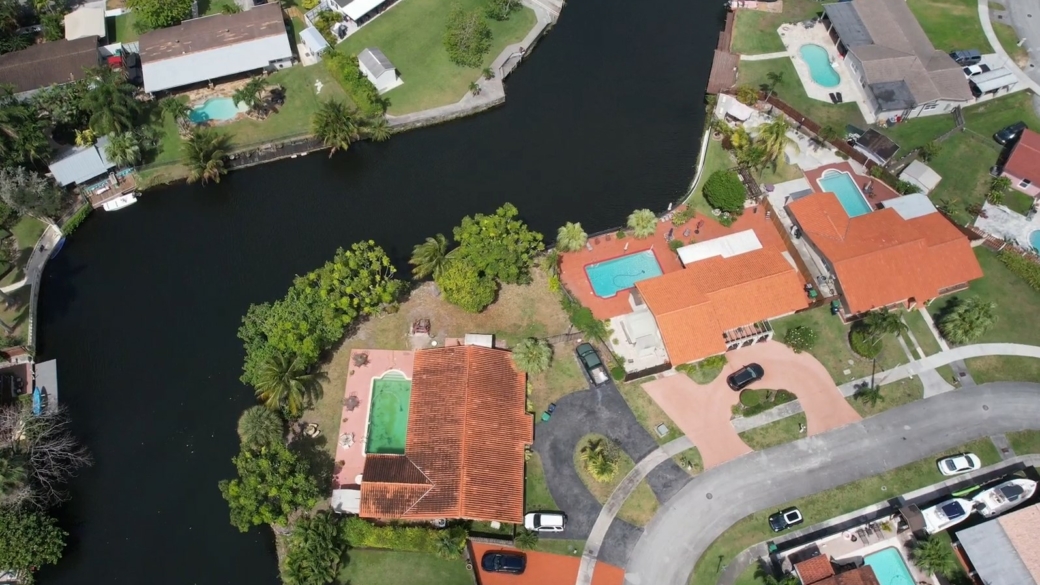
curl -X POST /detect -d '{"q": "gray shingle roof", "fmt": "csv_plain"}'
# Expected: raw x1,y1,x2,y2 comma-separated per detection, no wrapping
958,520,1038,585
48,135,115,186
824,3,873,47
0,37,99,95
358,47,394,78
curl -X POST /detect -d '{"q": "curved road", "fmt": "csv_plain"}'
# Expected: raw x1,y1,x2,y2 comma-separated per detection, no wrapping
623,382,1040,585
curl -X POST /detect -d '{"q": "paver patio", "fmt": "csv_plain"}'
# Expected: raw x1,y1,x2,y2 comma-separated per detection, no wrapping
470,542,624,585
642,341,861,468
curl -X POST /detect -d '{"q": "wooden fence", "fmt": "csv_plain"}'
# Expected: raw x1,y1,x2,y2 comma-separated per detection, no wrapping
760,94,878,171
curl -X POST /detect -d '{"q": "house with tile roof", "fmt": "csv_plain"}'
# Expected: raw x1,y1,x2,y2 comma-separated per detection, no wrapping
956,502,1040,585
358,345,532,523
1001,129,1040,197
821,0,972,120
787,192,982,318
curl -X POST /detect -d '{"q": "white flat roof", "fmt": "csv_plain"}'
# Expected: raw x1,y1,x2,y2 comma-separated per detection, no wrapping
677,229,762,266
65,1,106,41
344,0,392,21
881,192,938,220
331,489,361,514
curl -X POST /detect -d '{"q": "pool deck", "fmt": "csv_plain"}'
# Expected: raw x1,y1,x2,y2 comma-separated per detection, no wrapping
804,162,900,207
333,349,415,489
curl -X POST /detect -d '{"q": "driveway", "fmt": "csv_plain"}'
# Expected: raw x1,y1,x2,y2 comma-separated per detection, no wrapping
532,380,691,567
642,342,860,469
623,382,1040,585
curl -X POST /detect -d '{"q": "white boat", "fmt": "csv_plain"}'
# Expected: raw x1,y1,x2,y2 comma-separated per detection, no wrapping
102,193,138,211
972,478,1037,518
921,498,974,534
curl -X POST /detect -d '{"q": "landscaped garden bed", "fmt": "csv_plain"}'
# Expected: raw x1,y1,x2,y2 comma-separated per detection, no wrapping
847,377,924,418
573,433,659,527
737,413,806,451
676,355,727,384
731,388,795,419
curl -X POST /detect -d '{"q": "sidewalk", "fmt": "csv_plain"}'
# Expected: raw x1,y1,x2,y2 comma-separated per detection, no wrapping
978,0,1040,94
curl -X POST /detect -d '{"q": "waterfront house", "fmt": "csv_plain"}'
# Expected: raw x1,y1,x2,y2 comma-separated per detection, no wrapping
820,0,972,120
955,502,1040,585
138,3,293,94
1001,129,1040,197
0,37,100,99
787,192,982,318
357,47,402,93
47,136,139,209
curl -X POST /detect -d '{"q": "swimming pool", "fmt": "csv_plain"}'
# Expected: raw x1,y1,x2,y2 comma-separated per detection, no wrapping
1030,230,1040,251
800,44,841,88
864,547,914,585
188,97,248,124
365,370,412,455
818,170,872,217
585,250,663,298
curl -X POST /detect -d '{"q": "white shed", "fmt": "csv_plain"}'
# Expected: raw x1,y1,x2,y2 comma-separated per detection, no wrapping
357,47,403,93
899,160,942,194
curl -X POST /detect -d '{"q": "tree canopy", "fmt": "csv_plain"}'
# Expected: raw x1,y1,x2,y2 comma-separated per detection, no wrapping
435,258,497,313
452,202,544,285
218,443,320,532
0,87,51,167
127,0,194,32
939,296,996,345
283,512,345,585
0,167,67,220
703,170,746,213
0,505,67,581
512,337,552,374
443,3,492,68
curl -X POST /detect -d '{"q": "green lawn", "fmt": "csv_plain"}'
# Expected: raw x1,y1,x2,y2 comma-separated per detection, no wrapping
877,113,957,156
336,550,472,585
673,447,704,476
936,364,960,388
617,382,683,445
904,310,941,356
847,377,924,417
907,0,990,53
737,58,866,130
0,287,31,341
731,0,824,55
290,17,306,43
532,539,584,557
1008,430,1040,455
687,138,733,217
200,0,240,16
738,413,806,450
0,216,46,288
931,249,1040,383
335,0,536,114
734,564,765,585
1005,188,1035,215
691,438,1000,585
525,452,558,512
573,434,659,527
754,154,803,187
771,306,909,385
993,21,1029,67
107,13,138,43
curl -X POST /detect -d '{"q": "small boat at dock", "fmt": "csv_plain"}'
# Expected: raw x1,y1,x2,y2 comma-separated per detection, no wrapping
102,193,138,212
972,478,1037,518
922,498,973,533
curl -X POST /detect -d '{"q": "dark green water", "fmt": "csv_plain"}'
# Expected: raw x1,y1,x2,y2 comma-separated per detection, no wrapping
35,0,721,581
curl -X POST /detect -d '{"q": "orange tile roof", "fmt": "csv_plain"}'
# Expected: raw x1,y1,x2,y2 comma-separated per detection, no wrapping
812,566,880,585
1005,129,1040,182
636,248,808,365
796,555,836,585
470,542,624,585
787,192,982,314
360,345,533,523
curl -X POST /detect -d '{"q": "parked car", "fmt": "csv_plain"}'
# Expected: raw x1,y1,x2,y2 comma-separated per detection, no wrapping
524,512,566,532
481,551,526,574
726,363,764,391
937,453,982,476
963,64,991,77
950,49,982,66
575,343,610,386
768,507,803,532
995,122,1028,145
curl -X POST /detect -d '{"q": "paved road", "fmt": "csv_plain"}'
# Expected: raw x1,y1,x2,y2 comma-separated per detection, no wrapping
623,382,1040,585
979,0,1040,95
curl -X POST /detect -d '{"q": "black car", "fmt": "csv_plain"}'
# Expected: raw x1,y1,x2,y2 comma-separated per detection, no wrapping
768,507,803,532
995,122,1028,145
481,551,526,574
726,363,764,391
949,49,982,66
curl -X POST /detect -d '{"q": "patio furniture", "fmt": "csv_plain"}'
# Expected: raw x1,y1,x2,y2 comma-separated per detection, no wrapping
340,432,355,448
411,319,431,335
682,228,691,238
303,423,320,438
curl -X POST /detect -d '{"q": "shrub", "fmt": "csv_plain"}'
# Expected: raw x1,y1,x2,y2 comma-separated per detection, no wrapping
703,170,745,213
999,249,1040,291
616,229,627,239
61,203,93,235
919,141,942,162
514,528,538,550
560,294,608,338
322,51,386,116
668,239,683,252
671,207,694,226
783,326,818,353
849,328,882,358
739,389,762,407
610,364,625,381
342,517,466,554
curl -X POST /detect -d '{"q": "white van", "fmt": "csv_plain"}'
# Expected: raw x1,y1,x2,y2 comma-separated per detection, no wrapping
523,512,566,532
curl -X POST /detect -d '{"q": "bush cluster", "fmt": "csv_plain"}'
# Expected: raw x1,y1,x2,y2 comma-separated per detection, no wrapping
342,517,466,555
560,294,607,339
322,51,386,117
998,249,1040,291
671,207,695,226
849,328,882,358
783,325,818,353
703,170,746,213
61,204,93,235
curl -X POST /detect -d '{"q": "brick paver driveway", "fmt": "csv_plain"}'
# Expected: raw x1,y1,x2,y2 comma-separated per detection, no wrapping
643,341,861,468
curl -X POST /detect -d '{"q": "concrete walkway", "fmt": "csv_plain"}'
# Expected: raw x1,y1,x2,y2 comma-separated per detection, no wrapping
739,51,788,61
978,0,1040,94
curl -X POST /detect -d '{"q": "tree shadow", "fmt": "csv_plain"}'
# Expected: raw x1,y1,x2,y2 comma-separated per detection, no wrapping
289,433,335,490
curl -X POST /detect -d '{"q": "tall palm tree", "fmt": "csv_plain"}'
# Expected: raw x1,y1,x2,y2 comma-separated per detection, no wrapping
254,352,321,419
511,337,552,374
232,76,268,115
580,438,619,482
81,67,138,135
909,536,956,576
860,307,907,346
765,71,784,100
182,127,229,185
159,96,191,122
409,233,450,279
627,209,658,239
939,297,997,345
854,384,884,408
312,99,360,157
757,117,794,165
555,221,588,252
105,132,142,166
236,405,285,448
364,115,392,142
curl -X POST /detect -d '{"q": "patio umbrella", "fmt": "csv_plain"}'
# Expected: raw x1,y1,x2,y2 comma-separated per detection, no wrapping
344,395,360,411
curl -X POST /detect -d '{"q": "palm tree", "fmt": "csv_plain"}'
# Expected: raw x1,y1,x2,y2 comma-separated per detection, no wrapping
854,384,884,408
988,176,1011,205
74,128,96,146
757,117,794,165
909,536,956,576
81,67,138,135
580,438,619,482
469,81,481,96
312,99,360,157
735,84,758,106
432,526,467,559
512,337,552,374
765,71,784,100
182,127,229,185
363,115,392,142
159,96,191,122
105,132,142,166
410,233,450,279
232,76,268,115
939,297,997,345
860,307,907,346
0,456,26,501
556,221,588,252
514,528,539,550
482,67,495,80
284,512,343,584
254,352,321,419
236,405,285,448
754,563,798,585
627,209,658,239
817,124,842,147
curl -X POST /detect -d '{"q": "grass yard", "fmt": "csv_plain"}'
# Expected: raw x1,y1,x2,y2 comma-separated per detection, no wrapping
532,539,584,557
737,58,866,130
690,438,1000,585
0,287,31,341
731,0,824,55
903,310,941,356
335,0,536,114
754,154,803,186
930,249,1040,383
1008,430,1040,455
574,434,659,527
771,306,909,385
993,21,1029,67
907,0,990,53
525,452,558,512
617,382,683,445
200,0,241,16
290,17,306,43
106,13,138,43
1005,188,1035,215
336,549,472,585
734,564,764,585
936,364,960,388
0,216,47,288
847,377,924,418
673,447,704,476
687,138,733,217
737,413,806,450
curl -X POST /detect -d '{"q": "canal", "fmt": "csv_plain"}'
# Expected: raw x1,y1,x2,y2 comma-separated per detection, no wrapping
35,0,721,582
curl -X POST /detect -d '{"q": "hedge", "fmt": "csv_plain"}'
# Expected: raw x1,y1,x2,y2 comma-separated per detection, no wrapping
323,51,387,117
342,517,464,553
849,328,882,359
998,249,1040,291
61,203,92,235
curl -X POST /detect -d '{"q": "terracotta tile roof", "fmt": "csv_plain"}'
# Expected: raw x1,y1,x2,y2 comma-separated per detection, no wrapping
636,248,808,365
795,555,836,585
787,192,982,314
359,346,533,523
812,566,880,585
998,502,1040,582
1004,129,1040,182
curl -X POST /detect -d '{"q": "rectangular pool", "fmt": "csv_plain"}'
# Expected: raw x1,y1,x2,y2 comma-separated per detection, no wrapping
864,547,914,585
818,170,872,217
584,250,663,298
365,371,411,455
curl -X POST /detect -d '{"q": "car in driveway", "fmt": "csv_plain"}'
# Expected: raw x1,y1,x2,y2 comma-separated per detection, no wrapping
768,507,803,532
727,363,764,391
575,343,610,386
950,49,982,66
937,453,982,476
963,64,991,77
481,551,526,574
524,511,566,532
995,122,1028,145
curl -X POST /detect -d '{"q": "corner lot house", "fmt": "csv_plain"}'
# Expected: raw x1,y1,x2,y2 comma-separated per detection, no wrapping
139,3,293,94
787,192,982,317
357,47,402,93
0,37,99,99
822,0,972,120
1002,129,1040,197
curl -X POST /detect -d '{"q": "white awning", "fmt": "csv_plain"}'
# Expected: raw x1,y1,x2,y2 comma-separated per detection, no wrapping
331,489,361,514
344,0,391,21
677,229,762,266
971,68,1017,93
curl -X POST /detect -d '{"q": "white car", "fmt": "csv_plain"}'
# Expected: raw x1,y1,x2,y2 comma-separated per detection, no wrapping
523,512,566,532
937,453,982,476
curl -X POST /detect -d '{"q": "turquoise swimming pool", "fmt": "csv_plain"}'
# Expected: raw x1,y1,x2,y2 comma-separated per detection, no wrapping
1030,230,1040,251
188,97,248,124
818,170,872,217
865,547,914,585
800,44,841,88
585,251,663,298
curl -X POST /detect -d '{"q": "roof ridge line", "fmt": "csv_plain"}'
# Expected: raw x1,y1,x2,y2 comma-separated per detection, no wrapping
455,346,473,516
